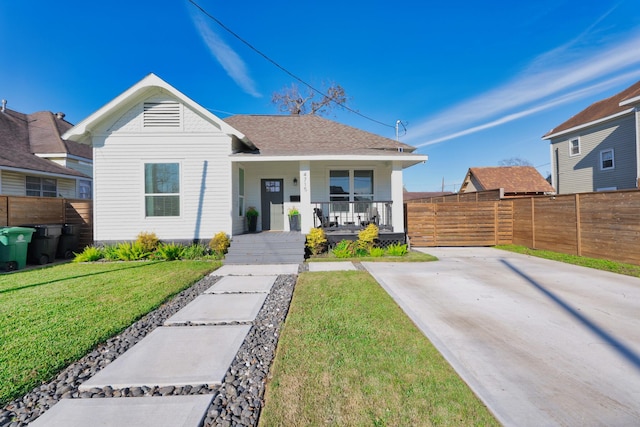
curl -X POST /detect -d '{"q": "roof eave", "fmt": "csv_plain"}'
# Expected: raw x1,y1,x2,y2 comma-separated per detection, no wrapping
0,165,90,180
230,153,428,167
620,95,640,107
543,107,635,140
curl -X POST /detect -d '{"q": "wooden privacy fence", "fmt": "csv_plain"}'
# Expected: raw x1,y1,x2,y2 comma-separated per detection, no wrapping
407,189,640,266
407,201,513,247
0,196,93,249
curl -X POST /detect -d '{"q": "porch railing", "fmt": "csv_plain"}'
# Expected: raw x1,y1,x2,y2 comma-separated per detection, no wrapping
312,201,393,231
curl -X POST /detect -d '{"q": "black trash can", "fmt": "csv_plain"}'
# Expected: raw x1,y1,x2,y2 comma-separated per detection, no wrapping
23,224,63,265
57,223,80,259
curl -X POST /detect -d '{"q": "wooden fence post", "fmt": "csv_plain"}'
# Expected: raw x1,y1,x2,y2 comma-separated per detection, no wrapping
494,202,499,245
575,193,582,256
531,197,536,248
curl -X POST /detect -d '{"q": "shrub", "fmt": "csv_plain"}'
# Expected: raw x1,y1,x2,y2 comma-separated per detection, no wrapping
386,243,408,256
357,224,379,254
73,246,104,262
113,241,151,261
209,232,231,255
136,231,160,253
369,247,385,257
102,245,121,261
182,243,211,260
155,242,185,261
332,240,356,258
306,228,328,255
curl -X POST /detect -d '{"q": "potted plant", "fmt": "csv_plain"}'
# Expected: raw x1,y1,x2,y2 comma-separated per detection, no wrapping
246,207,259,232
288,206,301,231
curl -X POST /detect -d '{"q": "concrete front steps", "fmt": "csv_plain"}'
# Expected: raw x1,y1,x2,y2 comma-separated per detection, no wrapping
224,232,306,264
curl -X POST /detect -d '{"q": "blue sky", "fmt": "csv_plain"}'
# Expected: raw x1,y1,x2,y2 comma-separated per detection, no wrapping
1,1,639,191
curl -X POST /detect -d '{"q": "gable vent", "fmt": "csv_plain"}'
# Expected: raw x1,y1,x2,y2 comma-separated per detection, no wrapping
143,102,181,127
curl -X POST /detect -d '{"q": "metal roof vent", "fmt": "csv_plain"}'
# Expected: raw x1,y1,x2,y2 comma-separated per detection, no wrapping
1,99,6,113
56,112,65,119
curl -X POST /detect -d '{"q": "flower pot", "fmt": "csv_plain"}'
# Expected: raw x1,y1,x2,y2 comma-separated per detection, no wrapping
289,214,300,231
247,216,258,232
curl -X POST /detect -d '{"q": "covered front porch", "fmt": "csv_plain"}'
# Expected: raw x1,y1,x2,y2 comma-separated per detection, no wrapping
231,158,410,236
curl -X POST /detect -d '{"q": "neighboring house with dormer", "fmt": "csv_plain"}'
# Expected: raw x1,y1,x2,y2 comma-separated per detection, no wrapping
543,80,640,194
459,166,555,197
0,104,93,198
62,74,427,245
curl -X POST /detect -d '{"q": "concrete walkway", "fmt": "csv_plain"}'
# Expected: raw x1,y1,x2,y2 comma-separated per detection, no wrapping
363,248,640,427
30,264,299,427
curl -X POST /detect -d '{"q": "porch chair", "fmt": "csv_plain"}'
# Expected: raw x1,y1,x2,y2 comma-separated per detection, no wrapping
359,206,379,227
314,207,331,228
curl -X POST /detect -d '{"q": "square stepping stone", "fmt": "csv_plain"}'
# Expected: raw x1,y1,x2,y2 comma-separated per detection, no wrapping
164,294,267,325
79,325,250,390
29,395,213,427
308,262,356,272
205,275,276,294
213,264,299,276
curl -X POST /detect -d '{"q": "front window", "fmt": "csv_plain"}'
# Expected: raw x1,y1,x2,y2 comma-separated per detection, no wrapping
569,138,580,156
329,169,374,212
144,163,180,217
26,176,57,197
600,149,614,170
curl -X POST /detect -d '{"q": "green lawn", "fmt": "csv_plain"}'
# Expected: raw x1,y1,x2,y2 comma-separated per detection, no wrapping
308,249,438,263
259,271,498,426
0,260,220,405
495,244,640,277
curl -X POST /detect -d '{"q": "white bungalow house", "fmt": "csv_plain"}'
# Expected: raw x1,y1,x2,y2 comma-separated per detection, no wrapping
62,74,427,245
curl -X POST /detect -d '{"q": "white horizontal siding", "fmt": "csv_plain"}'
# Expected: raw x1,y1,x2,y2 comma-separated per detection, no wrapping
94,133,232,242
0,171,77,198
1,171,26,195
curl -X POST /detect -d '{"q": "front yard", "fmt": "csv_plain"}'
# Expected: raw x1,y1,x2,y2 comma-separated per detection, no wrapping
259,270,498,426
0,260,220,405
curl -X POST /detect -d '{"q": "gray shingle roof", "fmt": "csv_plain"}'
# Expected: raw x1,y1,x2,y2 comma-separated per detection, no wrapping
224,114,417,156
0,109,91,177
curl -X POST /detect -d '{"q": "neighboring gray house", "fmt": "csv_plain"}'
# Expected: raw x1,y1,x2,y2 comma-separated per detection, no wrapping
543,80,640,194
63,74,427,244
0,104,93,198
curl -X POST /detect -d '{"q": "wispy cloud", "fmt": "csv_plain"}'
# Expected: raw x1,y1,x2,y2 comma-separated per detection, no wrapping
410,14,640,148
189,12,261,98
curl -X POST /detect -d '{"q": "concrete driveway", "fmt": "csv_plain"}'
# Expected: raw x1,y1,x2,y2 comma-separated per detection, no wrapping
363,247,640,427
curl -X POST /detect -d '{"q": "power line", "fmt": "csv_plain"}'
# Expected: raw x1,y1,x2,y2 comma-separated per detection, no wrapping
188,0,395,129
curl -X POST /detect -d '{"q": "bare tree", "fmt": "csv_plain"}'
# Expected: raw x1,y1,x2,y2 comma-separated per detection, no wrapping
498,157,533,167
271,82,348,116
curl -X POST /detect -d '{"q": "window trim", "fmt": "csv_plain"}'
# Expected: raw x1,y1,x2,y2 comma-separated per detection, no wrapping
569,138,581,157
26,176,57,197
328,168,375,212
143,162,182,218
600,148,615,171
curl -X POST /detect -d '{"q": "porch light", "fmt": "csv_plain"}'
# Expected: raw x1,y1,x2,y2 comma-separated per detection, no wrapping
293,177,298,186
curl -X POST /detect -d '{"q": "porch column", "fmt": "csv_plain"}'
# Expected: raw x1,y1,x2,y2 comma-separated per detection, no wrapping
391,161,405,233
299,161,313,234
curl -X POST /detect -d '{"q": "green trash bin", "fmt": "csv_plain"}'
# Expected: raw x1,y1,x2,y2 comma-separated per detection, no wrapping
0,227,36,271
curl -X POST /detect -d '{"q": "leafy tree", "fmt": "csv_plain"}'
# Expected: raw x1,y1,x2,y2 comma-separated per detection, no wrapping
271,82,348,116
